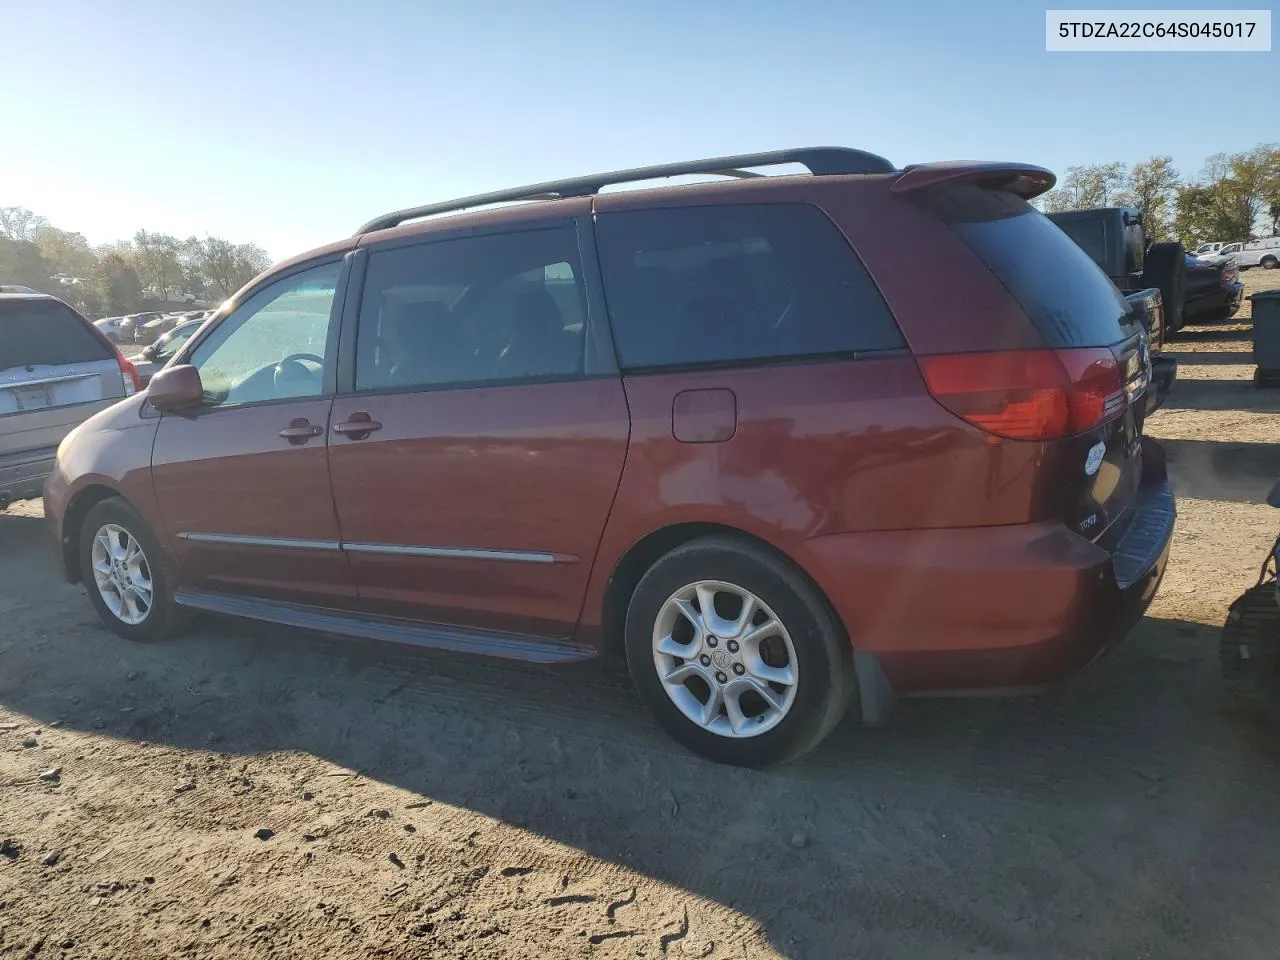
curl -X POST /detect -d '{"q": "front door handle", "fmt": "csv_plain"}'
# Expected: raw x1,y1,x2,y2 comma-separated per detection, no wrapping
333,413,382,440
279,419,324,444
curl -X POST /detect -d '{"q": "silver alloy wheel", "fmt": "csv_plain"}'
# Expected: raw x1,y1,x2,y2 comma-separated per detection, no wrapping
652,580,799,738
90,523,153,626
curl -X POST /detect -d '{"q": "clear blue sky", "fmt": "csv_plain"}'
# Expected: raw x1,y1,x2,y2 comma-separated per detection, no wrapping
3,0,1275,261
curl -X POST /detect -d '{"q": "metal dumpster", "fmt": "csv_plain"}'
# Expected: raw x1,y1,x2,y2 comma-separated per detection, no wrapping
1251,289,1280,388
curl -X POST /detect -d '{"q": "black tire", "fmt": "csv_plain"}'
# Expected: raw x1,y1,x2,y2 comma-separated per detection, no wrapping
1262,256,1278,270
1140,242,1186,335
78,496,189,642
624,536,853,767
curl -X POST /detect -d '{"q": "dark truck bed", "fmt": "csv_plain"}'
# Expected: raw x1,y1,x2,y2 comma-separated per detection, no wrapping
1046,207,1179,413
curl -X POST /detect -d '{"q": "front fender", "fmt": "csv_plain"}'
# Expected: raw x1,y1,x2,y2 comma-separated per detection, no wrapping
43,395,162,582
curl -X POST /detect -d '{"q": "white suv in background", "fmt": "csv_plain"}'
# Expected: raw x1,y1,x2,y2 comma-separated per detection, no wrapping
0,293,140,509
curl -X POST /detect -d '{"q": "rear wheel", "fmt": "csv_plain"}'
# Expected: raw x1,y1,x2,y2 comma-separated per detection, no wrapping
79,497,188,642
1262,255,1278,270
624,537,853,767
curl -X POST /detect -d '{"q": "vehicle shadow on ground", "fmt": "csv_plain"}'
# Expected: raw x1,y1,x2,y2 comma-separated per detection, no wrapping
1168,327,1252,344
1163,350,1254,366
2,511,1279,958
1159,378,1280,414
1164,438,1280,505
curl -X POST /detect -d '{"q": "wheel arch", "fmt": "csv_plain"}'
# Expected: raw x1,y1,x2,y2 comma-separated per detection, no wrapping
60,483,126,583
598,521,848,660
597,521,900,725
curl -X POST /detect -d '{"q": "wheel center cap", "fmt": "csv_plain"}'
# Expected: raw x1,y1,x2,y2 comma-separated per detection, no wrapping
710,649,732,671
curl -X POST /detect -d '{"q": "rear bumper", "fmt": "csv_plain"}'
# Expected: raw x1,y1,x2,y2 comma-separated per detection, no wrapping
1186,282,1245,320
801,440,1176,693
1226,282,1245,316
0,447,56,504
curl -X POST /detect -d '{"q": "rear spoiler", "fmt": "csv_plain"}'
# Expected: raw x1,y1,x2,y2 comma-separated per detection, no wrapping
891,161,1056,200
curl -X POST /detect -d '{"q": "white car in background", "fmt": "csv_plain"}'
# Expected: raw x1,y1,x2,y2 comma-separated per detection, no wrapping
1217,237,1280,270
93,316,126,343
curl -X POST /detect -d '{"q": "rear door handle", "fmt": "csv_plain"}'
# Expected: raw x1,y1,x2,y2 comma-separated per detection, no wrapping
279,419,324,444
333,414,382,439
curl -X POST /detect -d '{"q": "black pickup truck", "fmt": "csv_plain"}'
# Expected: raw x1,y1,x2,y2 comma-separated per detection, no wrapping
1183,252,1244,324
1046,206,1179,413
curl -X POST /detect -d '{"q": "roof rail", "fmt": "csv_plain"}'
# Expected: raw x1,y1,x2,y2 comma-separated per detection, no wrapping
356,146,895,235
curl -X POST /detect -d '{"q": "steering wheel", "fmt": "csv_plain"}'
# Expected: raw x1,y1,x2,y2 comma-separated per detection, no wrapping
273,353,324,395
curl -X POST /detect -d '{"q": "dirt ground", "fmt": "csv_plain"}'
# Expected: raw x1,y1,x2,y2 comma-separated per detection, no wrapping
3,272,1280,960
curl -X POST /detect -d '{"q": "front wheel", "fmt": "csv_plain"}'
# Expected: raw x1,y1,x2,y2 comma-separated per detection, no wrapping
79,497,188,642
625,537,853,767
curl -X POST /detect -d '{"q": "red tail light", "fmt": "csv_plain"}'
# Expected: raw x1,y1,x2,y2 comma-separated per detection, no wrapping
918,348,1124,440
113,346,142,396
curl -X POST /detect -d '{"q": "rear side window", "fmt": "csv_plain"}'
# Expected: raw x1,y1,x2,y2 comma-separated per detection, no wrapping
922,187,1132,348
595,204,903,370
0,299,111,372
1052,218,1107,267
356,226,587,391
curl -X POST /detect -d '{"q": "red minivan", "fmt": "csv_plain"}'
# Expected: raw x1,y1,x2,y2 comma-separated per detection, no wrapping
45,148,1175,766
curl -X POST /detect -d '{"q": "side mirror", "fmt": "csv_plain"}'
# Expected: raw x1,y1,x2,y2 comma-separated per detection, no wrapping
147,364,203,412
1268,480,1280,509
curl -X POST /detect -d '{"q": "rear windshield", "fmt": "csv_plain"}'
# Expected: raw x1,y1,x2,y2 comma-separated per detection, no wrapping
1052,218,1107,266
0,299,112,371
920,187,1133,348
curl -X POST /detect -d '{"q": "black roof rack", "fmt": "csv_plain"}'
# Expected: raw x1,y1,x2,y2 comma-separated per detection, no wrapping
356,146,895,235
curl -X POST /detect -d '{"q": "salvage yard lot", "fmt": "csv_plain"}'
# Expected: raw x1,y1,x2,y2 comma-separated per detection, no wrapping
2,270,1280,959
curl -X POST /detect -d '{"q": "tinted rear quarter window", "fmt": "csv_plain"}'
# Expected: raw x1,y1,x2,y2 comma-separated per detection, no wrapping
595,204,903,369
921,187,1132,348
0,299,111,372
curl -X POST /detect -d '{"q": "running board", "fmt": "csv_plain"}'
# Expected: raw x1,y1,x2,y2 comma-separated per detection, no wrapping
174,591,595,664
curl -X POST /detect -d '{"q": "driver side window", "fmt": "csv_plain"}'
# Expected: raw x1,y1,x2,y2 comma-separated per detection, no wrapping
189,261,341,408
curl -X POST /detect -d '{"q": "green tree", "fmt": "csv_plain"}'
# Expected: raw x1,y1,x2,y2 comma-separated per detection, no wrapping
1038,188,1075,213
1115,156,1181,243
1035,162,1126,213
1172,184,1221,246
0,207,49,243
34,226,97,279
1063,162,1126,208
185,236,271,297
0,236,54,291
133,230,185,301
90,252,144,314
